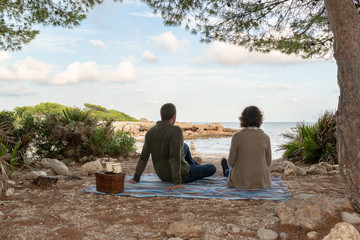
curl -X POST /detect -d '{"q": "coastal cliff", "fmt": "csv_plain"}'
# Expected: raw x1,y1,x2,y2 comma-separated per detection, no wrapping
112,118,238,141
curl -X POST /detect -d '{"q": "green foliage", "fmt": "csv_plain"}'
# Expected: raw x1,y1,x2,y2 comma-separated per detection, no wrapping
0,0,104,51
141,0,360,58
84,103,109,112
61,107,91,124
14,102,138,122
280,111,337,164
82,122,136,158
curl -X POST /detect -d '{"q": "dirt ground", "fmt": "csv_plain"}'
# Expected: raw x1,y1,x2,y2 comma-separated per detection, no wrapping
0,153,358,240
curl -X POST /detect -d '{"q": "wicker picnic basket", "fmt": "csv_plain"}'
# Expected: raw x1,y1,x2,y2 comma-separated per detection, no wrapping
95,171,125,193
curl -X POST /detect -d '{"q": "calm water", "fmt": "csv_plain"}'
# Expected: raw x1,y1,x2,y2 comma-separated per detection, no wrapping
183,122,298,159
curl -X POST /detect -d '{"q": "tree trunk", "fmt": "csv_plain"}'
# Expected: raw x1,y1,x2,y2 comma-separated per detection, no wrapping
324,0,360,211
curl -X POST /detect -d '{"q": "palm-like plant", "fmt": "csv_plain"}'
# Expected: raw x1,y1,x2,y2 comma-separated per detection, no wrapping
280,111,337,164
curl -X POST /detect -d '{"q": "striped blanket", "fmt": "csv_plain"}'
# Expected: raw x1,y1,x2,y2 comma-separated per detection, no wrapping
83,174,290,201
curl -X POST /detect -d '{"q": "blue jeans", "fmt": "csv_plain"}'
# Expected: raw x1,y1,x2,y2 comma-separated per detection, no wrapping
182,143,217,183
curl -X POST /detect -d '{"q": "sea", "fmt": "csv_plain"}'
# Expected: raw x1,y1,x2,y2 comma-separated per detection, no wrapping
136,122,302,160
183,122,299,159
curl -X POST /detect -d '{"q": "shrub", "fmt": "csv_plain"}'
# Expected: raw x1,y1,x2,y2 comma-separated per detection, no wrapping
280,111,337,164
82,122,136,158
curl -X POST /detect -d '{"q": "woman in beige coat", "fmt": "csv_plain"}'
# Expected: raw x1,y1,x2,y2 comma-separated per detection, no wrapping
221,106,272,189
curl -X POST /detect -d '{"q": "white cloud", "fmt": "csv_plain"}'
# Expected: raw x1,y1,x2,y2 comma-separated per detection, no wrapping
135,89,144,93
0,54,139,85
190,41,314,65
258,85,273,90
142,50,158,63
291,97,300,102
0,84,36,97
279,84,292,89
149,31,181,53
129,11,161,18
89,39,106,50
0,51,11,63
108,60,138,83
147,99,159,104
52,61,102,85
0,57,53,82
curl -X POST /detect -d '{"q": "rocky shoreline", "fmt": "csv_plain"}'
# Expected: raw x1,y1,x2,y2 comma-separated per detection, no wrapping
112,119,238,141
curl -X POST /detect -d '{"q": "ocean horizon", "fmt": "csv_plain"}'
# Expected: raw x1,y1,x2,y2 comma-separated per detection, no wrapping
183,122,300,159
136,121,313,160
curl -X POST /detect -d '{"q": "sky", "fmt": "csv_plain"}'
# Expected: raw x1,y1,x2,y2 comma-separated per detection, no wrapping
0,0,339,122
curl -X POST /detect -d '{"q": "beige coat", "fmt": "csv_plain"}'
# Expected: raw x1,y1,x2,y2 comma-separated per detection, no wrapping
227,128,272,189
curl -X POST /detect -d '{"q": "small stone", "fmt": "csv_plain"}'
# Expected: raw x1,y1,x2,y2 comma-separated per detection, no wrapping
284,166,295,176
333,164,340,171
318,162,333,172
5,188,14,197
342,212,360,224
257,228,278,240
80,160,103,176
165,221,204,239
45,169,57,176
282,161,296,170
226,224,241,233
328,170,339,175
32,176,58,187
275,165,285,173
323,222,360,240
24,171,47,180
79,156,89,163
0,210,3,219
7,180,16,186
295,167,307,176
307,231,318,239
309,164,327,175
279,232,289,239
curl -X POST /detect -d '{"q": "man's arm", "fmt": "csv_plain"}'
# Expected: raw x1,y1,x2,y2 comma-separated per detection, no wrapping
168,127,184,186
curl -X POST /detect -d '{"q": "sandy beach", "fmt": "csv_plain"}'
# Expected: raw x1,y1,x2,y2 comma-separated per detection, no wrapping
0,152,357,240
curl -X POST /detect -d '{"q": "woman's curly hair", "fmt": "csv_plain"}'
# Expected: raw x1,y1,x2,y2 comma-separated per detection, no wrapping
239,106,263,128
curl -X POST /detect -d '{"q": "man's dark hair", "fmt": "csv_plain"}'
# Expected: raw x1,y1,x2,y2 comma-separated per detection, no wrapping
239,106,263,128
160,103,176,121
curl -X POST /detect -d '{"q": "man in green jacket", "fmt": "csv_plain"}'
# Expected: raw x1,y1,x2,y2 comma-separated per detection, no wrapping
126,103,216,190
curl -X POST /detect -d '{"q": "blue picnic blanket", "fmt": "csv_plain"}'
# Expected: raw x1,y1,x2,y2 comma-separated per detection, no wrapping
83,174,290,201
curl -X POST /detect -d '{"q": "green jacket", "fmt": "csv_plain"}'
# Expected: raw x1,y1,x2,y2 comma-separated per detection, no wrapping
133,121,190,185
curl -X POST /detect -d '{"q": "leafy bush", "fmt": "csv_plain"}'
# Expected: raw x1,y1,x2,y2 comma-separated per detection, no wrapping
82,122,136,158
14,102,138,122
280,111,337,164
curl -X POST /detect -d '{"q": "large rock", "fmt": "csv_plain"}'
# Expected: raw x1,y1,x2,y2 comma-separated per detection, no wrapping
323,222,360,240
165,221,204,239
275,194,335,229
309,164,327,175
41,158,69,175
342,212,360,224
318,162,333,172
24,171,47,180
80,160,103,176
